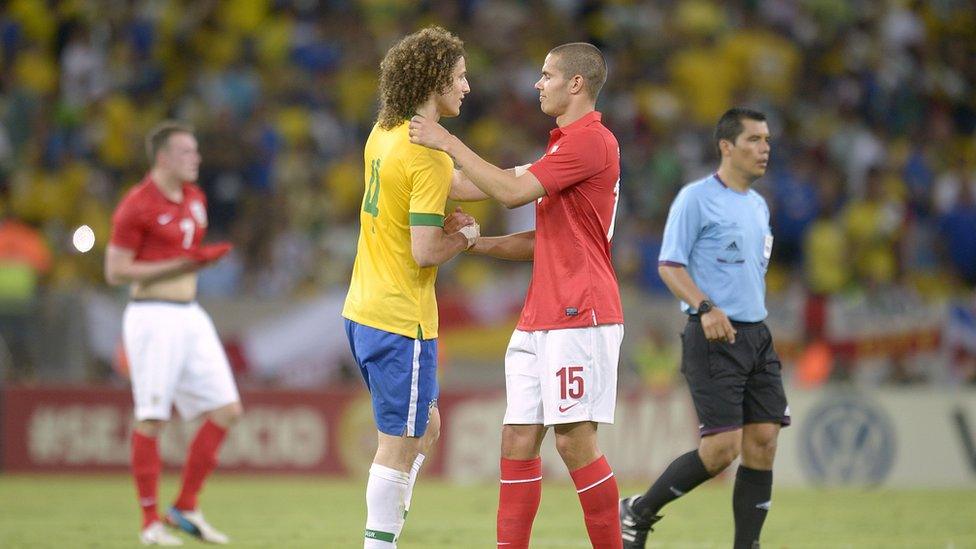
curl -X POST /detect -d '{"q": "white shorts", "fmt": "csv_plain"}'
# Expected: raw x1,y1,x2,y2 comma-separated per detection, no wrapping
123,301,240,421
503,324,623,426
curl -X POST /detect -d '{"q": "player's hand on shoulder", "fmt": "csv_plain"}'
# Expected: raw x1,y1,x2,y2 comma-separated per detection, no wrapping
701,307,736,344
409,115,451,151
189,241,234,266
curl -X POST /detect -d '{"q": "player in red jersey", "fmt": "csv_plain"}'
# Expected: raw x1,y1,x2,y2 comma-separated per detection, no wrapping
105,121,240,546
410,43,624,548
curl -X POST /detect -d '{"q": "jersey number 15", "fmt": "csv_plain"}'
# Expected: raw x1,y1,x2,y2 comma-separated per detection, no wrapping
557,366,585,399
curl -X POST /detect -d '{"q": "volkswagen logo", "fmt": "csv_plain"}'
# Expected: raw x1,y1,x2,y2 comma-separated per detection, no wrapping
800,394,896,485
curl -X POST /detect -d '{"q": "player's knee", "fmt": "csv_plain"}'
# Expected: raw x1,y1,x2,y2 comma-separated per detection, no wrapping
701,440,740,473
135,419,165,437
210,402,243,427
757,435,777,455
553,435,574,459
717,448,740,471
744,435,777,464
500,425,542,460
554,434,598,470
227,401,244,422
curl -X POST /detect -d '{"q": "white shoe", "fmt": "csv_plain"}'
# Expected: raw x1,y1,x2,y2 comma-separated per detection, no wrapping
166,508,230,544
140,521,184,546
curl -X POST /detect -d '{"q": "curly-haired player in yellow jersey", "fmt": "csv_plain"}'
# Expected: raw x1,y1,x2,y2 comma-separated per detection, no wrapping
341,27,479,548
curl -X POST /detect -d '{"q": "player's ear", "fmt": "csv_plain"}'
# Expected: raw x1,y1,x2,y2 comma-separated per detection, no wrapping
570,74,584,95
719,139,733,158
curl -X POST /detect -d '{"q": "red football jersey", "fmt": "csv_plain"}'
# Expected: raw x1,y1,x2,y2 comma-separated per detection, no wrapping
110,175,208,261
520,111,623,330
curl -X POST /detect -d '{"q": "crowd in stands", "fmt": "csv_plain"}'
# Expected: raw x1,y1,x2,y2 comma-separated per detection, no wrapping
0,1,974,381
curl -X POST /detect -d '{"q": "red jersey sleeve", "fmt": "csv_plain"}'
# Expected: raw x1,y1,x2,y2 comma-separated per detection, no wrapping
110,196,146,251
528,130,607,196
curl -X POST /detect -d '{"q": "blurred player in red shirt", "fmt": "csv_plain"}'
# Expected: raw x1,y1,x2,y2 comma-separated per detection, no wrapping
411,43,624,548
105,121,239,546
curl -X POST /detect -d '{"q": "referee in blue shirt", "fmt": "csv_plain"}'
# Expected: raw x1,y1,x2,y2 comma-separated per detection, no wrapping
621,108,790,549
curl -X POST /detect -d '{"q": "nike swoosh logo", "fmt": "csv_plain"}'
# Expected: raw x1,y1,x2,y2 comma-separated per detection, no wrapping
558,402,580,413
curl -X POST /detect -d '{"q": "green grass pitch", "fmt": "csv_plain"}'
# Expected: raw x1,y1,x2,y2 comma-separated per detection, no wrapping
0,475,974,548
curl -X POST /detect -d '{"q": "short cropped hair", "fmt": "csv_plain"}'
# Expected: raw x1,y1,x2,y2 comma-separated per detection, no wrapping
714,108,767,153
146,120,194,165
548,42,608,100
376,27,465,130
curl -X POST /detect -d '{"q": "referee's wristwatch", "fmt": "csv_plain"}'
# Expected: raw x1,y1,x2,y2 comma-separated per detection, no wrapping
697,299,714,315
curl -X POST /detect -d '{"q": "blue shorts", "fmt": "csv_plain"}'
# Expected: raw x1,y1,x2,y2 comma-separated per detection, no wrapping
344,319,439,437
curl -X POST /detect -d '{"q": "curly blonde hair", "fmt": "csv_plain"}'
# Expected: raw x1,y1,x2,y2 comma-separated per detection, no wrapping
376,27,465,130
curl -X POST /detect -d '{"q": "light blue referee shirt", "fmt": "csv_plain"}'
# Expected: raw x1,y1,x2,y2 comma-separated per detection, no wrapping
658,174,773,322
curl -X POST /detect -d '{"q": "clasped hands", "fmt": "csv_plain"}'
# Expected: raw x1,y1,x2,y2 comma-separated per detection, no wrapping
444,206,479,250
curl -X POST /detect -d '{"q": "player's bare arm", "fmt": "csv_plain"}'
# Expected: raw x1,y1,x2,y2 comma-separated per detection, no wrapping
658,264,736,343
450,167,527,202
106,242,233,302
410,116,544,208
469,230,535,261
449,169,490,201
104,244,197,286
410,223,479,268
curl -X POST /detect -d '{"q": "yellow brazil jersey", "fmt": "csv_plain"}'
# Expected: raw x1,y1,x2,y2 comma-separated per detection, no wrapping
342,121,453,339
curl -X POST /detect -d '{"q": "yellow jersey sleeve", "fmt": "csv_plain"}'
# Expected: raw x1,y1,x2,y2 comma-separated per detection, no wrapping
408,149,453,227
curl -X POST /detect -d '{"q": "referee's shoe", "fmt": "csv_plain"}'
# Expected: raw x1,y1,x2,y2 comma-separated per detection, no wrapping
620,495,661,548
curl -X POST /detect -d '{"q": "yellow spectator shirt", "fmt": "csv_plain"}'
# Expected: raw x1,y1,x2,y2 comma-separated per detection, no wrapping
342,121,453,340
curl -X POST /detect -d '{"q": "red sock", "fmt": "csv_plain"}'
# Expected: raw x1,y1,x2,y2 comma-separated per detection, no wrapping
173,420,227,511
497,457,543,548
132,431,161,528
571,455,622,549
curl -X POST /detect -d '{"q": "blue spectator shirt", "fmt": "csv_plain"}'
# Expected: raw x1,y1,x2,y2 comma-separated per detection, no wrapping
659,174,772,322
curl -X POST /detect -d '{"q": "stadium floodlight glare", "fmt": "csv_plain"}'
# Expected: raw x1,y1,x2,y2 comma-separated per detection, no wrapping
72,225,96,253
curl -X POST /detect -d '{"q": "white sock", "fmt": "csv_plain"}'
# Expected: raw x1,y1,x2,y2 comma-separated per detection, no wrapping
403,453,426,517
364,463,410,548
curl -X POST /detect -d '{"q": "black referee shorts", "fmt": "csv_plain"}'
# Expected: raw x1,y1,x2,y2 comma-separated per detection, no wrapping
680,316,791,436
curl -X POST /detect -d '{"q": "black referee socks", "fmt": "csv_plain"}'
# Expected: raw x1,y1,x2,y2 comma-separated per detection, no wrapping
633,449,713,519
733,465,773,549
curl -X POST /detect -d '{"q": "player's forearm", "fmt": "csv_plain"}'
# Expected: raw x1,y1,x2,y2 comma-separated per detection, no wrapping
413,231,470,268
469,231,535,261
445,137,535,208
449,169,491,201
658,265,708,308
106,257,195,286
